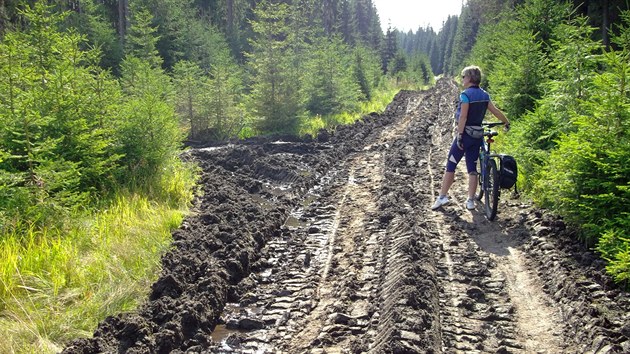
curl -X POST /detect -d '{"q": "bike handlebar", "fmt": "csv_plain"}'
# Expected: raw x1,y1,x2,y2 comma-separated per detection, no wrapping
481,122,505,128
481,122,502,138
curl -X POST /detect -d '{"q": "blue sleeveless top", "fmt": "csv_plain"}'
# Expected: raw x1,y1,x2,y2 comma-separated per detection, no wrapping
455,86,490,126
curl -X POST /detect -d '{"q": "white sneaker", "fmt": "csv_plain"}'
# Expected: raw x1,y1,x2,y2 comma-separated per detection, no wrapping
466,198,475,210
431,196,449,210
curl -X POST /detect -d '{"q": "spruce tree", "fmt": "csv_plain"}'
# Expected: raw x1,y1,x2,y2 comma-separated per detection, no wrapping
173,60,206,139
381,25,397,73
64,0,123,73
449,4,479,75
304,36,361,116
124,3,161,67
436,15,457,75
246,1,304,135
339,0,354,44
117,3,180,182
352,44,381,100
0,2,122,226
204,46,245,140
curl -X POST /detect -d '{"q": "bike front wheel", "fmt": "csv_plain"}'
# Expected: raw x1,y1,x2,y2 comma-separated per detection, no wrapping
483,159,500,220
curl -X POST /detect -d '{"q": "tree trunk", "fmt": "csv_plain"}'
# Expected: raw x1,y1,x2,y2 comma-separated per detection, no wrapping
227,0,234,35
68,0,81,13
118,0,128,46
602,0,610,50
0,0,6,33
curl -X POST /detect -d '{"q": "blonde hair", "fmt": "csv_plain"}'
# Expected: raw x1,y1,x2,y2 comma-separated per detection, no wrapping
461,66,482,85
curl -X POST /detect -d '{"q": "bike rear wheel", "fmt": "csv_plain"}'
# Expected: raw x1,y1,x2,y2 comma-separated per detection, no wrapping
476,170,484,201
483,159,500,220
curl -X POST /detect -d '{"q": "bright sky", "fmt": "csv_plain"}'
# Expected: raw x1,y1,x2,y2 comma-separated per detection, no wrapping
372,0,464,33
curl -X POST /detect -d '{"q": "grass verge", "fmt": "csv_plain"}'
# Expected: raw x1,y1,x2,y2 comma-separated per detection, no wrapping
0,162,197,353
299,85,400,137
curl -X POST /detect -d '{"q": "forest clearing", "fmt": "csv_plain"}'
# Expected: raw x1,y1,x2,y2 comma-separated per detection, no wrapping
62,79,630,353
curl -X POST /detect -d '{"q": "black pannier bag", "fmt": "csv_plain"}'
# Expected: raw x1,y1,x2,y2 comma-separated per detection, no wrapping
499,154,518,189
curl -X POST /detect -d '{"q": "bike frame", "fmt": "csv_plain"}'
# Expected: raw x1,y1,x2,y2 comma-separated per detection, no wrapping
477,122,504,220
479,134,499,191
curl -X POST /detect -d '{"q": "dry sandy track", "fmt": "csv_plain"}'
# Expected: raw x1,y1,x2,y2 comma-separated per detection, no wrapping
64,79,629,354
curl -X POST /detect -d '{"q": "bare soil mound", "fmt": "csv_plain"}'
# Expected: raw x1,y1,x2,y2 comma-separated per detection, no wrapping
63,79,629,353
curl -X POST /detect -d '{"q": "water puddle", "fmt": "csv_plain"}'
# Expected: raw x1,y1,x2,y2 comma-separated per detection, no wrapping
250,194,273,211
301,193,317,207
210,324,246,343
196,144,234,152
265,184,293,197
211,301,270,351
210,324,270,353
284,215,306,229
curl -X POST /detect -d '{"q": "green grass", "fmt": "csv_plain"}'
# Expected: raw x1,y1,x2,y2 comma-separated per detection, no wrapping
299,85,400,137
0,163,197,353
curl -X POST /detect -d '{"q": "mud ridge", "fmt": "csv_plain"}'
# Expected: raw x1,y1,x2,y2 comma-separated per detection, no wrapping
522,213,630,353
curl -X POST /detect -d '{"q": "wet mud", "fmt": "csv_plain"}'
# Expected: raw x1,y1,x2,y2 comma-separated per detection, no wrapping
63,79,629,353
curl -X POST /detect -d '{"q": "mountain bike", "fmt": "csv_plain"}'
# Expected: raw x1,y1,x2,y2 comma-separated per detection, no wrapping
475,122,505,221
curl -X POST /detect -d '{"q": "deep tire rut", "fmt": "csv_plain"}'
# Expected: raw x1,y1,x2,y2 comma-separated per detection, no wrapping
63,80,630,354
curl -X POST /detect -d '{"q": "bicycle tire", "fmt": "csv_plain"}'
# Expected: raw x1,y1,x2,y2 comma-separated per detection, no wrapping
484,159,500,220
476,170,484,201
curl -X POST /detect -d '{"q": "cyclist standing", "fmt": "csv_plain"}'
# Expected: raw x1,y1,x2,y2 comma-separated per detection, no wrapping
431,66,510,210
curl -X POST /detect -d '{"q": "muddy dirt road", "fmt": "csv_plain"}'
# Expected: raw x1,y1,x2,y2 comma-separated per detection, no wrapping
64,79,629,353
